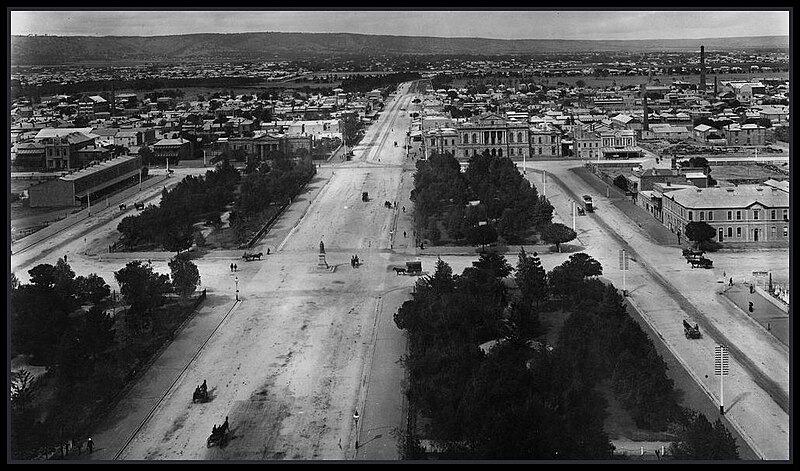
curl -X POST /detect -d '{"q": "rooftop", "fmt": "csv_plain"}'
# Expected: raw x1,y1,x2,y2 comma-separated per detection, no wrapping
61,155,139,182
665,184,789,209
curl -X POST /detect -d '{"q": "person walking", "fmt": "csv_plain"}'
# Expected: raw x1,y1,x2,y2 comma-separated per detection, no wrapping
729,277,733,286
87,438,94,453
230,263,234,272
234,263,238,272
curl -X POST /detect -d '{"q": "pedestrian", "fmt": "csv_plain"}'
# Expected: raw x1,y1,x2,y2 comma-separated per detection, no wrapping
87,438,94,453
75,439,83,455
403,231,406,238
234,263,238,272
402,206,405,213
267,248,271,255
64,254,68,262
767,322,771,331
230,263,234,272
729,277,733,286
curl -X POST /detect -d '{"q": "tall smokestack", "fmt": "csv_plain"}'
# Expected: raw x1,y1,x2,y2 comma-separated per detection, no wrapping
714,75,718,96
699,45,706,94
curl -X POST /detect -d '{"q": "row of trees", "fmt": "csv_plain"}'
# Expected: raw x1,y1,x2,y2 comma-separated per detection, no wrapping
229,153,316,244
117,160,240,251
10,256,201,459
339,72,422,96
394,251,739,459
411,151,557,246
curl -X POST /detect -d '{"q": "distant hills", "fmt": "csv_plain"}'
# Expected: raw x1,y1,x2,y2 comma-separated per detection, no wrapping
10,32,790,65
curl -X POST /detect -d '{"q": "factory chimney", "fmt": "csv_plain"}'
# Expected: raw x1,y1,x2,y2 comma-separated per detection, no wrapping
714,75,718,96
699,45,707,94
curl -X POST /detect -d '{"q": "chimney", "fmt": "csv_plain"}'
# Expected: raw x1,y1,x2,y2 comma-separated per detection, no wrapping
714,75,718,96
699,46,707,94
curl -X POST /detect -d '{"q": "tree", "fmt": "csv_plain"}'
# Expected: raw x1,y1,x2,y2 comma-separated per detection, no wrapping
74,273,111,305
341,112,363,147
575,79,586,88
169,254,201,299
670,410,739,460
540,223,577,252
613,175,629,192
139,146,154,166
472,252,514,279
548,253,603,302
114,261,171,333
515,248,548,308
685,221,716,249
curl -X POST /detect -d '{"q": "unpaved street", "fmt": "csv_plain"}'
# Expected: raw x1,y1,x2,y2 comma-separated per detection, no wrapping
73,83,421,460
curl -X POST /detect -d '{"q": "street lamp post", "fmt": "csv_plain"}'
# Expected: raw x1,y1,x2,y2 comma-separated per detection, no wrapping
353,410,360,450
235,276,239,301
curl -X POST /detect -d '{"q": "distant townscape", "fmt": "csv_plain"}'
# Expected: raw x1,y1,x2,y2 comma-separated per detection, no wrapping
9,30,789,463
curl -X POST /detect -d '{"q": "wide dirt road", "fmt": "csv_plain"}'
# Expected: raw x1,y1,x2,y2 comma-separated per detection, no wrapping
110,84,419,460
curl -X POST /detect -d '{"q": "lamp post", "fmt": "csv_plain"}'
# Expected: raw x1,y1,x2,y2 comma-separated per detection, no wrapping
235,276,239,301
353,410,360,450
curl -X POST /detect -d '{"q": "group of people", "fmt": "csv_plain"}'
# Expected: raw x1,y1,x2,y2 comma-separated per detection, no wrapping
384,201,397,209
229,263,238,272
350,255,360,268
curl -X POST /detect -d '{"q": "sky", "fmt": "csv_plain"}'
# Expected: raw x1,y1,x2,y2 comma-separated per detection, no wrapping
9,9,791,41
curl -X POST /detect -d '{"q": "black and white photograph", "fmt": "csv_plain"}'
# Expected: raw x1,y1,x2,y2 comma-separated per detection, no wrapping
8,8,791,462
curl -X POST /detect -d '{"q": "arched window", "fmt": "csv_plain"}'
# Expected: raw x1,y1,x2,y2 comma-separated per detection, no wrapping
509,133,514,143
498,148,503,157
472,133,477,144
518,132,523,142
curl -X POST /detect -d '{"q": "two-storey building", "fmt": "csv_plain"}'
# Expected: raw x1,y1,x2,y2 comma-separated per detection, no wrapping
661,184,789,246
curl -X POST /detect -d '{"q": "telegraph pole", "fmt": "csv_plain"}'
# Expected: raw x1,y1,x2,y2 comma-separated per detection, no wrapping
619,249,629,296
714,345,730,414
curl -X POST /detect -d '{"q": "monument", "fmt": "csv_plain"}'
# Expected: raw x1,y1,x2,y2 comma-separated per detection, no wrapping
318,240,328,269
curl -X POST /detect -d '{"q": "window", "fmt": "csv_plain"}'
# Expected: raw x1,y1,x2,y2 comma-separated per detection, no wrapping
538,147,542,155
727,211,732,220
472,133,477,144
772,226,777,237
783,209,788,221
509,148,514,156
727,227,733,238
688,211,693,221
538,137,542,144
736,210,742,220
699,212,704,221
784,226,788,237
753,210,760,220
518,132,523,142
708,211,713,221
551,146,556,155
509,133,514,143
737,227,742,238
771,210,776,220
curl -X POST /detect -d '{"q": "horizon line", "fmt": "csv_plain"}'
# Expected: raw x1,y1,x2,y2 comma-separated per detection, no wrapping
10,31,790,42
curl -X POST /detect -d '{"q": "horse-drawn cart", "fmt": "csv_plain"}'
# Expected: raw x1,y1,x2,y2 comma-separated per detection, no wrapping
242,252,263,261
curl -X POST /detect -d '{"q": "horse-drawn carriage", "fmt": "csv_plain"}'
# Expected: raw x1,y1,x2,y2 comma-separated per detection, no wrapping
193,387,209,403
683,249,713,269
242,252,263,261
207,427,230,448
683,319,702,339
394,261,423,276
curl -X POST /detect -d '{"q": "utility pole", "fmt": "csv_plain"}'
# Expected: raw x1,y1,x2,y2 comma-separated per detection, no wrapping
714,345,730,414
619,249,629,295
